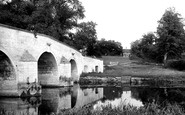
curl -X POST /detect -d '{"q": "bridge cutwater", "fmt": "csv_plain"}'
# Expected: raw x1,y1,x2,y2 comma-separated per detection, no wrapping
0,24,103,97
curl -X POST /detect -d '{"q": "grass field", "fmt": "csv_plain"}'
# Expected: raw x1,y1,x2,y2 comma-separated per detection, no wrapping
93,56,185,79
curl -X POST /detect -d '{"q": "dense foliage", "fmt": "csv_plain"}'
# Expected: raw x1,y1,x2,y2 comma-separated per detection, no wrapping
131,32,157,60
166,59,185,71
0,0,85,40
131,8,185,64
95,39,123,57
72,21,98,56
0,0,123,57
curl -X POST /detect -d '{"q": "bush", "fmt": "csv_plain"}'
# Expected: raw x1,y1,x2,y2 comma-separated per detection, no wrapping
129,54,141,60
166,59,185,71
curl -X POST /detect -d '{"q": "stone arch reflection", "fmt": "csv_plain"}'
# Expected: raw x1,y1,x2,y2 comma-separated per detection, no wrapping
71,84,78,108
39,87,72,115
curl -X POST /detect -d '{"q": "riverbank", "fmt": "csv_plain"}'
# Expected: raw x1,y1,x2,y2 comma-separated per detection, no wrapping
72,56,185,114
79,56,185,86
102,56,185,78
60,101,185,115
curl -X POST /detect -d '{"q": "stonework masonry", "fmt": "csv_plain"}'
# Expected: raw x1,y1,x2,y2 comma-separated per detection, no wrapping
0,24,103,97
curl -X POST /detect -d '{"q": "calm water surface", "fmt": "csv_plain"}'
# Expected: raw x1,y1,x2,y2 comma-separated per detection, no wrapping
1,85,185,115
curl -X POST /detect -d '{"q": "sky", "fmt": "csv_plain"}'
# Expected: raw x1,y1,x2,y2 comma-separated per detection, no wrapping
79,0,185,49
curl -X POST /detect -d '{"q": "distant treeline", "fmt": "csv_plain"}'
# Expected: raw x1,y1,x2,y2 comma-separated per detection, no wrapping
0,0,123,57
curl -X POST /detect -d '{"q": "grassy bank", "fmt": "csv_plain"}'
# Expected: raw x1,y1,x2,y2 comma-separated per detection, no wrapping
60,102,185,115
82,56,185,80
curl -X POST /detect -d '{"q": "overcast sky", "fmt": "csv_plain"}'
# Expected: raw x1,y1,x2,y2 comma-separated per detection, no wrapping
79,0,185,49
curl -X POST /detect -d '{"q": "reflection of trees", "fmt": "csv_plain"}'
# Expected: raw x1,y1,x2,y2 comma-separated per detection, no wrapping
103,87,123,100
131,87,185,107
167,89,185,104
131,87,162,104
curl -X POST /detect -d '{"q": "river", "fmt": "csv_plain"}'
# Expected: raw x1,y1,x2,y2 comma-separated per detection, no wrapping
0,85,185,115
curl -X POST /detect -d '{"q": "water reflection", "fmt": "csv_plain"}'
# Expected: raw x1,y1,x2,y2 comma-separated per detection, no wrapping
75,86,103,108
0,97,40,115
131,87,185,108
39,87,72,115
94,86,185,110
39,85,104,115
0,85,104,115
94,87,143,110
1,85,185,115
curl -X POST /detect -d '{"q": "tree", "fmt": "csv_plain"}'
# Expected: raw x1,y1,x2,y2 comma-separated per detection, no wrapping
131,39,142,58
29,0,85,42
0,0,35,29
0,0,124,57
95,39,123,56
0,0,85,43
73,21,98,56
156,7,185,64
131,32,157,60
139,32,157,59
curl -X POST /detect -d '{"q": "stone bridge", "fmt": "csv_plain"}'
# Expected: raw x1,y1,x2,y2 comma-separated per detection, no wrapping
0,24,103,97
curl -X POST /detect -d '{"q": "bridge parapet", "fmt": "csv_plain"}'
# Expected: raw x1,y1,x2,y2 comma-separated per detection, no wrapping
0,24,103,97
83,56,103,73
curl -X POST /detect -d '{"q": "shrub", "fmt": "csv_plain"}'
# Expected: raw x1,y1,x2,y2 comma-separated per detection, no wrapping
166,59,185,71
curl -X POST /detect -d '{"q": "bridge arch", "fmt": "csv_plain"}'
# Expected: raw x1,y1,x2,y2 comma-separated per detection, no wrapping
70,59,78,81
0,50,16,80
95,66,99,73
38,52,58,85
